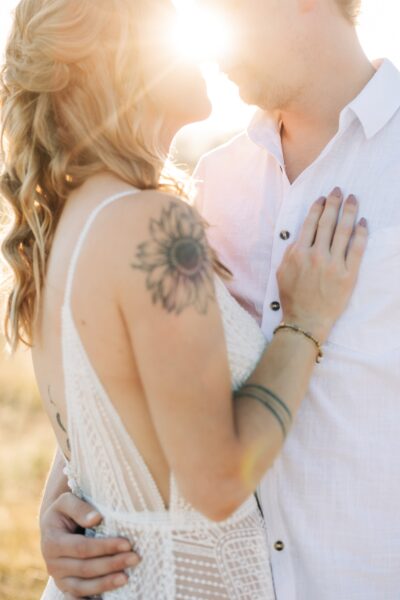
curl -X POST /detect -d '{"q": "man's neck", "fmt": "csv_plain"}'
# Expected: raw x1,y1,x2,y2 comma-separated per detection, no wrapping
278,33,376,183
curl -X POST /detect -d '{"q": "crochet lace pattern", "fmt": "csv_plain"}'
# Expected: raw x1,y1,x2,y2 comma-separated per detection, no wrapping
41,191,274,600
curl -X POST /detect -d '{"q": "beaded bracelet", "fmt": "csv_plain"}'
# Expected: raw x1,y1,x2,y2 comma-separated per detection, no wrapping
273,322,324,364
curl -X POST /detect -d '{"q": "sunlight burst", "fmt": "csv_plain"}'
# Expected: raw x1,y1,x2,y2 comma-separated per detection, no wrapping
172,0,231,62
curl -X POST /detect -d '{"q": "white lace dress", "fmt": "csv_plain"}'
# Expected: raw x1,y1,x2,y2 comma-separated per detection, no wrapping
41,190,275,600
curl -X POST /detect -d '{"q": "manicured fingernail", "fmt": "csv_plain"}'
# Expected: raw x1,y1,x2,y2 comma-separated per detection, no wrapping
86,511,101,523
316,196,326,205
347,194,357,205
118,541,132,552
114,574,128,587
331,187,342,198
359,217,368,228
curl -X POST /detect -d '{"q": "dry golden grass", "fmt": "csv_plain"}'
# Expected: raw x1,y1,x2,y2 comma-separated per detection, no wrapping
0,344,56,600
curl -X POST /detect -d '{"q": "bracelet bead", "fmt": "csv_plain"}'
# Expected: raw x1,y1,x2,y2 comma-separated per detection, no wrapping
273,322,324,364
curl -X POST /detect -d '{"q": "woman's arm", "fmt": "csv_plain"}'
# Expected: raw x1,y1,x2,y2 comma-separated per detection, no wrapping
117,188,367,521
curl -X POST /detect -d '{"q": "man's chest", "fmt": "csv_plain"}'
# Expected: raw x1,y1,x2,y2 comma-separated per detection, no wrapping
202,143,400,339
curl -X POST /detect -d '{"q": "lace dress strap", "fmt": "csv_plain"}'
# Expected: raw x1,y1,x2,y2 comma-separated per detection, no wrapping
63,189,139,310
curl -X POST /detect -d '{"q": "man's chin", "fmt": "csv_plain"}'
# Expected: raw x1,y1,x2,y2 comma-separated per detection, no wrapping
237,85,261,109
238,85,280,113
229,72,275,111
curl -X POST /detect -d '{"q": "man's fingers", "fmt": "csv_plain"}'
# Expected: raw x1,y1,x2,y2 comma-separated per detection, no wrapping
52,551,140,579
314,187,343,250
54,493,103,529
47,531,132,560
346,218,369,272
330,195,359,259
61,572,129,598
297,197,326,247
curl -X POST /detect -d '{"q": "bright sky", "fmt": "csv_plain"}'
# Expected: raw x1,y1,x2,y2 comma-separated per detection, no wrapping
0,0,399,151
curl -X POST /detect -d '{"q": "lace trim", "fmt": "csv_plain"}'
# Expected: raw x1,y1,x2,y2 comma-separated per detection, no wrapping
82,494,259,530
63,460,83,499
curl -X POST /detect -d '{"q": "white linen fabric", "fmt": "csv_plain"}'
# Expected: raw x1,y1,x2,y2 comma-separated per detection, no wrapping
194,59,400,600
41,190,275,599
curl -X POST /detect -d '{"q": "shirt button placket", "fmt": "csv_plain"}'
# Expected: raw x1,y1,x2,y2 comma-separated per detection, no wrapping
261,165,291,334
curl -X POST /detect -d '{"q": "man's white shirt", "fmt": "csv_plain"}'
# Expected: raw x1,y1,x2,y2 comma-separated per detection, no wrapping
194,59,400,600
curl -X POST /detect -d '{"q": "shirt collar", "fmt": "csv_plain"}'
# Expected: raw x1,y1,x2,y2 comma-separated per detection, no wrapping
247,110,283,163
344,59,400,139
247,58,400,151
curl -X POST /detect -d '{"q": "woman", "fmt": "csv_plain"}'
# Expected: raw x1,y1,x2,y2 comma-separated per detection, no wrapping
0,0,368,598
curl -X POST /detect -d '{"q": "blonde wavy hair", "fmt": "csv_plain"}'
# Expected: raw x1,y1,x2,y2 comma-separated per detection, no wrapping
0,0,226,351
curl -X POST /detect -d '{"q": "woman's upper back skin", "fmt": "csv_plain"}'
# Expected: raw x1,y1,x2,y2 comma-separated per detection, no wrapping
32,173,171,503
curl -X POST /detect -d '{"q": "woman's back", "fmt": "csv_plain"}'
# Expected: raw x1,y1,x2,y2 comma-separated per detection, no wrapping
33,175,171,502
34,175,274,599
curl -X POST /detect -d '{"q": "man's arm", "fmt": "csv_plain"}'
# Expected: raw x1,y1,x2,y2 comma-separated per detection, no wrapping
40,450,140,598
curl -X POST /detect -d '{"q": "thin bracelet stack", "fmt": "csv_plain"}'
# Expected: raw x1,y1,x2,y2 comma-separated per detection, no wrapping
234,383,293,439
273,322,324,364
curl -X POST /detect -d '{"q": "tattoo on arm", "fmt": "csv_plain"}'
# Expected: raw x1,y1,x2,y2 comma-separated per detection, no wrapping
131,201,215,315
234,384,293,439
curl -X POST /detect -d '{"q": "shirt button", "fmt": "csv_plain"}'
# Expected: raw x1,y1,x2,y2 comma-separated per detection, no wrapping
274,540,285,552
270,301,281,311
280,230,291,241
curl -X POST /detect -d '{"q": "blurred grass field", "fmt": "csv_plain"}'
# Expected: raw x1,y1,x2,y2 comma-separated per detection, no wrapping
0,340,55,600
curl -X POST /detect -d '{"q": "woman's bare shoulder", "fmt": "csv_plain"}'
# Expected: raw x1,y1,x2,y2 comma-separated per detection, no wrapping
91,188,199,238
108,189,214,315
99,189,205,257
76,186,209,292
110,189,198,223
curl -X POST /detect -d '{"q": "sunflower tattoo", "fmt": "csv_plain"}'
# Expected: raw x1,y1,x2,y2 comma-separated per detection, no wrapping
132,202,215,315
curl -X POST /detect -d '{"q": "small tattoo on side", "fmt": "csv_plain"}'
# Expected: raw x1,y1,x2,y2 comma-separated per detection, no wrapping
48,385,71,453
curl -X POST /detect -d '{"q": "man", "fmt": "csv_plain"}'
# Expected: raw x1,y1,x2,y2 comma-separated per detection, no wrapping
39,0,400,598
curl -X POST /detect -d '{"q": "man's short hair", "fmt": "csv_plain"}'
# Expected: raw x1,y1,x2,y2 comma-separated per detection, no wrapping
335,0,362,24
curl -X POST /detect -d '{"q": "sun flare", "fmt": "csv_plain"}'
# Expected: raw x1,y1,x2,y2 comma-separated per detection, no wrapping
172,0,232,62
